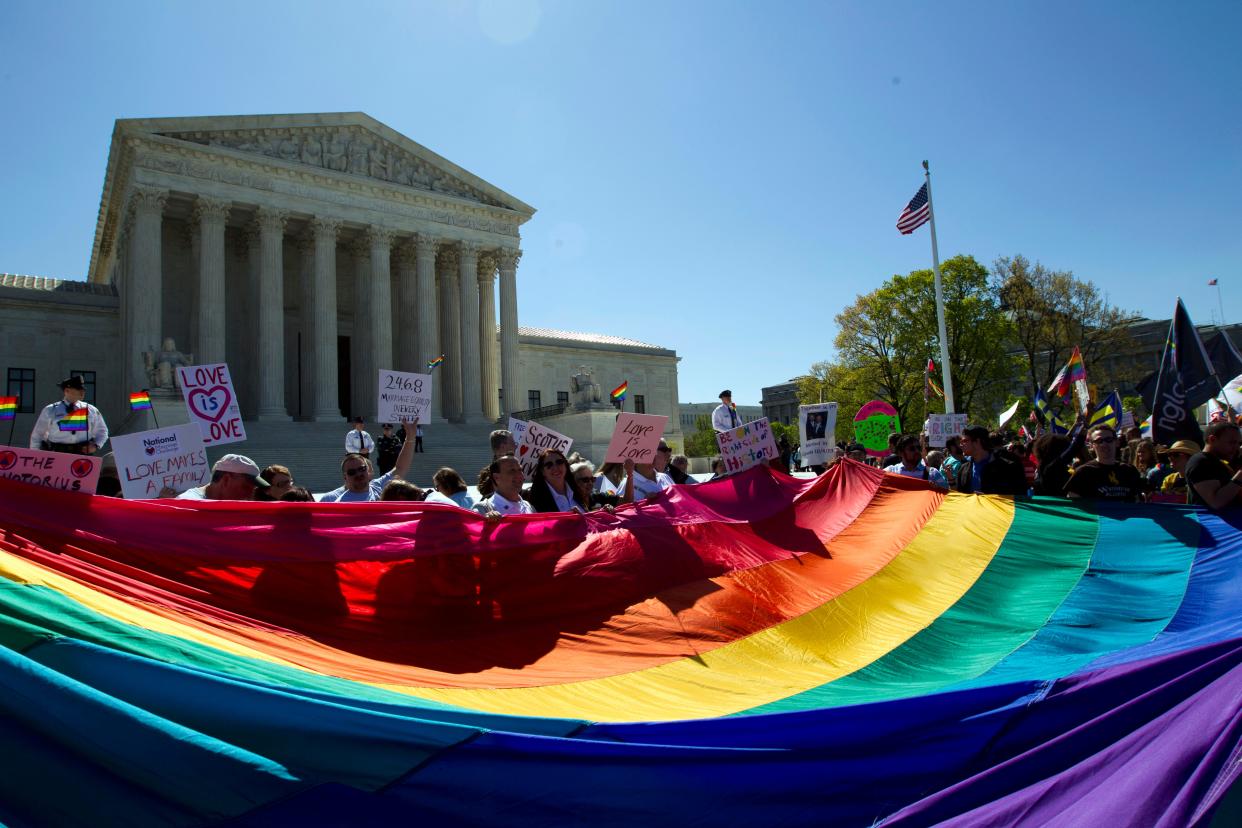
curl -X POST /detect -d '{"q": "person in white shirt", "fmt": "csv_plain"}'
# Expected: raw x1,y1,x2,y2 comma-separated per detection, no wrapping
344,417,375,457
526,448,587,513
177,454,269,500
29,375,109,455
627,444,676,500
883,434,948,489
473,455,535,517
712,389,741,432
320,418,417,502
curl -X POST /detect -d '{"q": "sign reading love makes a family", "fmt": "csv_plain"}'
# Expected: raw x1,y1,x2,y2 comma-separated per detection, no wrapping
109,424,209,499
604,413,669,463
716,417,779,473
515,421,573,479
0,446,100,494
177,363,246,446
853,400,900,457
377,369,433,424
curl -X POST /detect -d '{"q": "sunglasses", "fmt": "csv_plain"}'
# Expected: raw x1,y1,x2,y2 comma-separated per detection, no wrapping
345,466,369,477
1091,437,1116,445
543,458,566,469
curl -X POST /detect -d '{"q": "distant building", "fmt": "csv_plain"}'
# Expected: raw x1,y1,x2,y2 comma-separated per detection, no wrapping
761,381,800,425
678,401,762,433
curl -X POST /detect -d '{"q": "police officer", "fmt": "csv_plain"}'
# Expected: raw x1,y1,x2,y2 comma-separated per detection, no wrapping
29,375,109,455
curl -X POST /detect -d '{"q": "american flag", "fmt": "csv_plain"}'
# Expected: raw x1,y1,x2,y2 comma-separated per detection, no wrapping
897,183,931,234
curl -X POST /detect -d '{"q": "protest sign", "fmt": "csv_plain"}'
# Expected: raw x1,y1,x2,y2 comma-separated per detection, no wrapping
0,446,100,494
716,417,779,473
377,369,433,424
515,421,573,478
604,413,669,463
853,400,900,457
508,417,528,445
798,403,838,466
110,424,209,499
928,413,968,448
1120,410,1136,430
998,400,1021,429
177,363,245,446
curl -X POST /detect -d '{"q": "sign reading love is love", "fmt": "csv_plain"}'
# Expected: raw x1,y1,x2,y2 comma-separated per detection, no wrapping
853,400,901,458
109,424,209,499
177,363,246,446
0,446,100,495
515,421,573,479
604,413,669,464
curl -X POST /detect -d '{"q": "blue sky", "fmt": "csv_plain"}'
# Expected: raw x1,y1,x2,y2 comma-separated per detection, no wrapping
2,1,1239,406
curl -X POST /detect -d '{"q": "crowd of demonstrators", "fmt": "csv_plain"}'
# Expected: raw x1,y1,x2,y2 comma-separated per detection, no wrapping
319,418,418,503
177,454,270,500
883,434,948,488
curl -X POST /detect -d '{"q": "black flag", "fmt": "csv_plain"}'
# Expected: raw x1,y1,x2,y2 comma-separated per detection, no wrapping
1150,299,1214,445
1206,331,1242,384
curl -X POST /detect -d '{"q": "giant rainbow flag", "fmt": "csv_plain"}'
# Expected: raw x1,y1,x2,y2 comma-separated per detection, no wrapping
0,462,1239,825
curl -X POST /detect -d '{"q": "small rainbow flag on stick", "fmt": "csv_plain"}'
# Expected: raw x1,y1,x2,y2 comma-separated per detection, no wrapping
58,408,88,432
129,391,152,411
427,355,445,371
610,381,628,403
0,397,16,421
1047,345,1087,401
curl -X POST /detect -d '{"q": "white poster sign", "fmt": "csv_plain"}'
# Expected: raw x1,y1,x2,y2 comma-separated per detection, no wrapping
798,403,838,466
998,399,1021,429
604,413,669,464
515,421,574,478
0,446,100,495
928,413,968,448
377,369,433,424
715,417,779,474
508,417,529,445
177,363,246,446
110,424,209,500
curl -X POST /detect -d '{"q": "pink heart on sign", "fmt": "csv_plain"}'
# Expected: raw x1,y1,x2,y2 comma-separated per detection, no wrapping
187,386,233,423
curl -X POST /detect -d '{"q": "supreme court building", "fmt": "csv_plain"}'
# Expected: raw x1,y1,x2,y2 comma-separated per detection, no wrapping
0,114,683,454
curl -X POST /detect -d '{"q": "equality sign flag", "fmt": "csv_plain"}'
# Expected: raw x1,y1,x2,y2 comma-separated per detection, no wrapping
853,400,900,458
716,417,779,473
0,446,99,494
604,413,668,464
798,403,837,466
378,370,433,424
177,363,245,447
109,424,209,500
515,421,573,479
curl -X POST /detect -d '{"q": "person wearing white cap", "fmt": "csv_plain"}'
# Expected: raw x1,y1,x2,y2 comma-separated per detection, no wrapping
176,454,269,500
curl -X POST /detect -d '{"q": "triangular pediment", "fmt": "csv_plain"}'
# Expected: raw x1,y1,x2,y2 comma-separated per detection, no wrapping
120,112,533,214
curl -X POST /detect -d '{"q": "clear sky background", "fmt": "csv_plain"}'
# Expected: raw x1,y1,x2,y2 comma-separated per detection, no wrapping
2,1,1239,406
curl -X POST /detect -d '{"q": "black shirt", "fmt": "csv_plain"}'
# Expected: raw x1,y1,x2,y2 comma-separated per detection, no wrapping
1184,452,1235,508
1064,461,1143,502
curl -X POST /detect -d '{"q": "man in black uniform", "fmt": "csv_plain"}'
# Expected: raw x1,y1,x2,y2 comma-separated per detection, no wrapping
375,423,403,475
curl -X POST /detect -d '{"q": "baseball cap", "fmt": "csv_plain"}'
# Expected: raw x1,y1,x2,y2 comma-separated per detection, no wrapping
213,454,269,486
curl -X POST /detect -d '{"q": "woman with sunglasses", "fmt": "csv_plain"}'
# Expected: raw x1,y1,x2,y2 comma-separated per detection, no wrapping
570,459,635,512
526,448,587,513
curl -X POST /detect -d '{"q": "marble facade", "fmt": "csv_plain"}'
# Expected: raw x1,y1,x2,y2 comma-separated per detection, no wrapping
91,113,535,423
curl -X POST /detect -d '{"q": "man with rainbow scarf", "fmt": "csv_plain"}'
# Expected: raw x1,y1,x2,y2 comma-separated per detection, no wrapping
28,374,108,455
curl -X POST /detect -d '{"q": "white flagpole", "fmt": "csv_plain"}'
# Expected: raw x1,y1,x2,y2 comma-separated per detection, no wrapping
923,160,956,413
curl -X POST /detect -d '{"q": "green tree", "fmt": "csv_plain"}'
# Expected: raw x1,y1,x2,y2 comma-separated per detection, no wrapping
819,255,1019,429
993,255,1140,394
684,415,719,458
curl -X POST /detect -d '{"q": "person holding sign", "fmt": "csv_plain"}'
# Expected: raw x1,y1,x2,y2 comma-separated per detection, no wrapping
319,418,418,502
628,440,676,499
712,390,741,432
29,375,109,455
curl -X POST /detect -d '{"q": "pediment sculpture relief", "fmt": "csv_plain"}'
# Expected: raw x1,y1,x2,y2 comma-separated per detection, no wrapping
158,127,502,206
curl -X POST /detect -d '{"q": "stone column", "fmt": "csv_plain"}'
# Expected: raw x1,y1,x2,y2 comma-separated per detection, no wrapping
414,234,443,420
296,231,315,419
497,248,522,416
255,207,290,420
186,224,200,360
193,197,230,366
458,242,484,422
244,225,263,417
128,186,167,395
477,252,500,420
394,241,418,372
349,238,372,419
367,227,395,418
310,217,341,421
438,247,463,422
